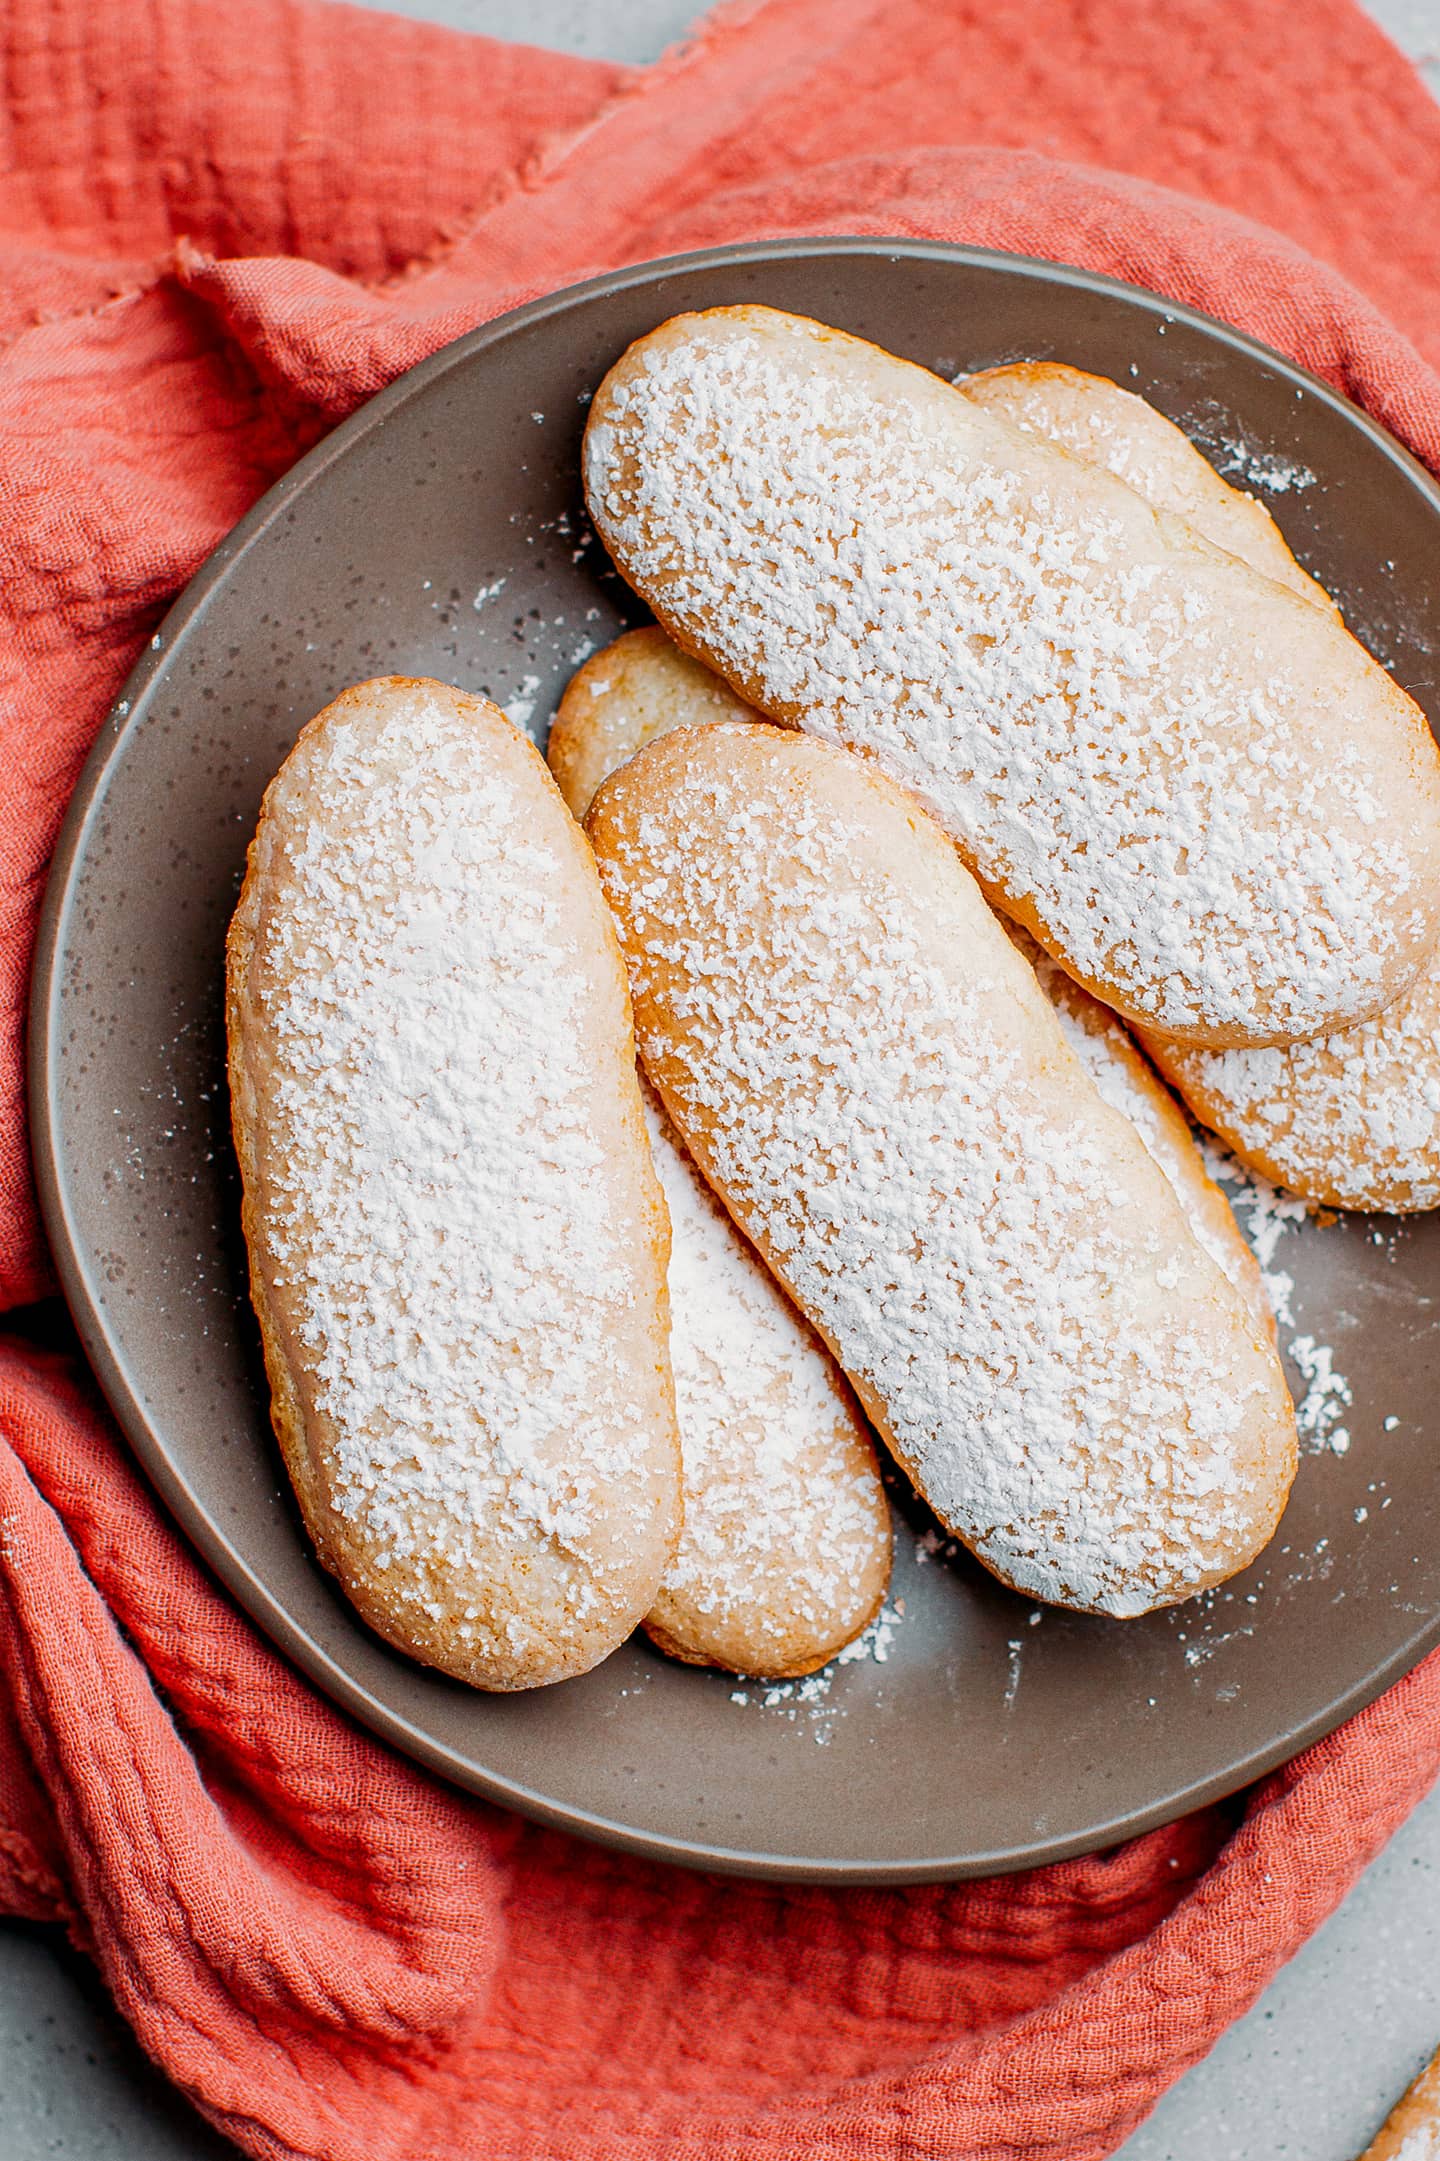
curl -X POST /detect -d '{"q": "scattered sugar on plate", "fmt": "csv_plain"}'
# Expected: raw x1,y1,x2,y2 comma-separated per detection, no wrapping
723,1597,906,1742
1289,1336,1353,1456
1211,436,1317,495
501,673,541,728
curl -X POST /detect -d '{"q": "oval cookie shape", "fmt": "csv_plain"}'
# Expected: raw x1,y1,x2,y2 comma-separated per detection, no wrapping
547,675,891,1676
641,1084,891,1679
956,366,1438,1216
588,722,1297,1618
584,305,1440,1049
227,676,681,1690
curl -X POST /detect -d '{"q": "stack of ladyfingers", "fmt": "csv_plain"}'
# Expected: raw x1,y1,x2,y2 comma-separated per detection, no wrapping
226,310,1440,1690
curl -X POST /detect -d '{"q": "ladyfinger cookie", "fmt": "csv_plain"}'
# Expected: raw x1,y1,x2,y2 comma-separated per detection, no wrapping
549,655,891,1675
959,363,1440,1214
1139,964,1440,1212
227,677,682,1690
958,361,1337,613
588,722,1298,1618
555,627,1270,1336
584,305,1440,1049
640,1081,891,1677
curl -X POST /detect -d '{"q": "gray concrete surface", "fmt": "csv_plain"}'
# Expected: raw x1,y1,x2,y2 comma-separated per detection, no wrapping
348,0,702,57
6,1,1440,2155
1367,0,1440,94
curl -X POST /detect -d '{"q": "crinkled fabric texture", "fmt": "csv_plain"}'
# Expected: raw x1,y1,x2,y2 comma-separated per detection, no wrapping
4,0,1440,2155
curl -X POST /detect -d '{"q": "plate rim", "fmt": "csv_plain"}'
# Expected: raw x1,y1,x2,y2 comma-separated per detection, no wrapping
29,234,1440,1883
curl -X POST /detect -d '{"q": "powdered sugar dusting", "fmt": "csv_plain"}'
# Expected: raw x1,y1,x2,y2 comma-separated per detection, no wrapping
957,364,1329,608
1196,1133,1307,1326
596,735,1292,1619
587,311,1427,1042
1155,953,1440,1214
644,1083,888,1664
248,691,668,1669
1288,1336,1353,1457
1015,927,1259,1310
501,672,541,729
1211,434,1317,495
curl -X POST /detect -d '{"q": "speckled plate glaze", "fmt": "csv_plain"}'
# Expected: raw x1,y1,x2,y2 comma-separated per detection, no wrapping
31,241,1440,1882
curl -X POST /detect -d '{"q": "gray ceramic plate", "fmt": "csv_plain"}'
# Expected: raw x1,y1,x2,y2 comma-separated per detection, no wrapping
30,240,1440,1882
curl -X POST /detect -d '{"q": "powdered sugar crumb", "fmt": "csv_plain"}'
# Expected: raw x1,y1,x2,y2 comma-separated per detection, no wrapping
1289,1335,1354,1457
724,1597,906,1741
1211,435,1317,496
914,1524,958,1566
501,674,541,728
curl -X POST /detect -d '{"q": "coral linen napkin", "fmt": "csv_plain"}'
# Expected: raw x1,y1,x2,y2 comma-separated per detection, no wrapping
4,0,1440,2154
